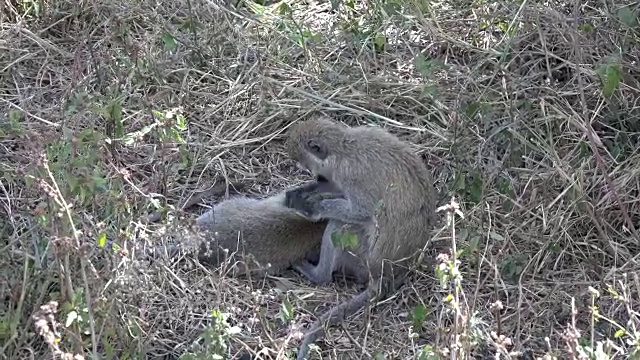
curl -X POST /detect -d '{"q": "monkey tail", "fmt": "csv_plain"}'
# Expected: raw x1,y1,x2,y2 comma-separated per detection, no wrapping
296,286,376,360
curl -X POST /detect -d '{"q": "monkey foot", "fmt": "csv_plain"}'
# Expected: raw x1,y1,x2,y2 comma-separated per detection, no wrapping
293,260,332,285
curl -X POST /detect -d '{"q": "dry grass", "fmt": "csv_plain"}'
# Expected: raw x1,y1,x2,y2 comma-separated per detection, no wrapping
1,0,640,359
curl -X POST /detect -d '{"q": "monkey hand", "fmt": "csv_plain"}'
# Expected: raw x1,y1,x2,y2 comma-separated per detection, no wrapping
297,198,337,221
285,187,324,220
285,179,344,221
288,198,347,222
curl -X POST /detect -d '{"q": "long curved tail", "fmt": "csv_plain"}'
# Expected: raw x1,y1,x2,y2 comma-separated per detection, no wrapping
296,266,413,360
296,286,375,360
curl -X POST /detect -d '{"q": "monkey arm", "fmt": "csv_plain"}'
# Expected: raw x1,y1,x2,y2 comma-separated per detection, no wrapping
313,198,371,224
283,179,369,224
284,180,344,220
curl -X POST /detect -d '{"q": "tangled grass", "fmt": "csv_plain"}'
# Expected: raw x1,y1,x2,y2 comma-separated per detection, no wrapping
1,0,639,359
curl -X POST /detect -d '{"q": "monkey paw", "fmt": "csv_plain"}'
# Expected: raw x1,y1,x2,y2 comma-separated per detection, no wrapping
285,190,314,214
287,197,322,221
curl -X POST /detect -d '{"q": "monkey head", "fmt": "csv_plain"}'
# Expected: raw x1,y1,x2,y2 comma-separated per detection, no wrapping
285,117,354,181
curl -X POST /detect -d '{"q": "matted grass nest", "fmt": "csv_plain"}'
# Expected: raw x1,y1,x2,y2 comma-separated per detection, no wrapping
1,0,640,359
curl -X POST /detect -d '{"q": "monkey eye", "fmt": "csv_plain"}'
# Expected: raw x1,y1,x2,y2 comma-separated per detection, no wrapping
306,139,327,159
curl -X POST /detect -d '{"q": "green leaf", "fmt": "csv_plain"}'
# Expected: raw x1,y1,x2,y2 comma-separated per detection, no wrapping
415,55,445,77
96,232,107,248
179,19,200,32
606,286,621,299
93,174,108,191
245,0,267,15
276,1,291,15
579,140,590,159
383,0,401,15
65,310,78,327
175,113,187,130
279,299,294,323
497,177,515,197
595,61,622,97
452,172,466,192
614,329,626,338
422,84,439,97
418,346,439,360
374,352,386,360
331,229,359,249
373,33,386,51
411,304,427,329
468,171,484,204
618,7,638,28
469,235,480,251
108,101,123,137
79,186,87,205
464,101,480,119
604,65,622,97
162,32,177,52
8,109,23,123
579,22,594,32
457,228,469,242
496,20,509,33
66,177,77,194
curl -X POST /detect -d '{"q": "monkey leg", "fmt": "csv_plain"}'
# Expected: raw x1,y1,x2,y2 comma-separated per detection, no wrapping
339,252,371,284
293,221,343,285
304,246,321,265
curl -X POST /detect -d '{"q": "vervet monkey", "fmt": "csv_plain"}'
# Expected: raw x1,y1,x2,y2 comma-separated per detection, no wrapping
159,179,343,276
284,117,437,359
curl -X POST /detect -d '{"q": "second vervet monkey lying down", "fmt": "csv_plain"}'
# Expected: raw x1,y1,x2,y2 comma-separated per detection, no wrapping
284,117,438,360
162,179,344,277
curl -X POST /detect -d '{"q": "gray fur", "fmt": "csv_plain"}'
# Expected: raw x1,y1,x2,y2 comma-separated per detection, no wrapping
285,117,438,359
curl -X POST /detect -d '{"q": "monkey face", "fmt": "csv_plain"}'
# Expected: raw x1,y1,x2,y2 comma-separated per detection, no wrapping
286,117,346,180
298,137,329,173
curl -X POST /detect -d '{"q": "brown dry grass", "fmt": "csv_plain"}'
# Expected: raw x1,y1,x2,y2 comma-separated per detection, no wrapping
1,0,640,359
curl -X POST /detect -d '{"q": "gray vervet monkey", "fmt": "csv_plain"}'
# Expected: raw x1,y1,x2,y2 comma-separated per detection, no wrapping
160,179,344,276
284,117,437,360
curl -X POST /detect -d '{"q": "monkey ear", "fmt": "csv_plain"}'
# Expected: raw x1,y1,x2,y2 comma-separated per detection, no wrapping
306,139,328,160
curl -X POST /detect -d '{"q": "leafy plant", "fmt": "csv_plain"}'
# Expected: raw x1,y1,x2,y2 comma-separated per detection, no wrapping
180,309,241,360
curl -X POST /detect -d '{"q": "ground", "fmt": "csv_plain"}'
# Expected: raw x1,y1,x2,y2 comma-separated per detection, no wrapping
1,0,640,359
